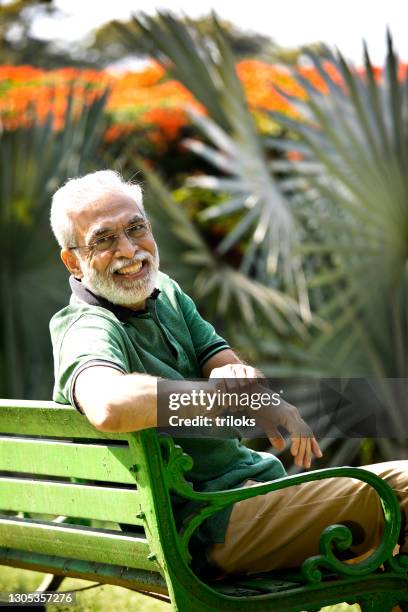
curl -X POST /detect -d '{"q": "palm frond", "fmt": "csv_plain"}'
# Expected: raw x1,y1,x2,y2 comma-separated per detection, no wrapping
137,158,311,340
129,11,310,320
0,88,109,398
272,34,408,377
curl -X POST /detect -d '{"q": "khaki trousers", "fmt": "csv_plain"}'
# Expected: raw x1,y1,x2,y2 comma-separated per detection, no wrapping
208,460,408,575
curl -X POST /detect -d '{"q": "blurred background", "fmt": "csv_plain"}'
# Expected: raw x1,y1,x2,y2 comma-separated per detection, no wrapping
2,0,408,473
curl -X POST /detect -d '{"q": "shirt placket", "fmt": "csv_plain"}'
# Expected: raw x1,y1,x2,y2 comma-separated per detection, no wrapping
150,300,179,360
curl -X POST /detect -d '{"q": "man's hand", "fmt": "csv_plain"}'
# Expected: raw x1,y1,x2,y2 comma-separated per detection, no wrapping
208,362,323,469
256,400,323,470
209,363,261,391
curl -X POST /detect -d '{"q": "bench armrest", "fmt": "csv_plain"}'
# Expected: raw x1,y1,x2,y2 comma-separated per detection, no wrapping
159,438,405,582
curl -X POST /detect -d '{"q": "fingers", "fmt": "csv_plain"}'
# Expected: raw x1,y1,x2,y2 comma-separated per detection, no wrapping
290,435,323,469
266,425,285,451
271,431,321,469
270,435,286,451
303,438,312,469
290,436,308,468
312,437,323,459
278,404,322,468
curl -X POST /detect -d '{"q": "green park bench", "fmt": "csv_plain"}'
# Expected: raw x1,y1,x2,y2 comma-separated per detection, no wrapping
1,399,408,611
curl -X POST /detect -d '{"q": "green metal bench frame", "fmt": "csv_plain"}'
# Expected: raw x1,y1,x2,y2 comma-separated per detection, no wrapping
1,400,408,611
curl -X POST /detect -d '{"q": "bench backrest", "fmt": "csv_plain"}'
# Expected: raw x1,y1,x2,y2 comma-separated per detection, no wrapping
2,400,408,612
0,401,163,572
0,400,231,611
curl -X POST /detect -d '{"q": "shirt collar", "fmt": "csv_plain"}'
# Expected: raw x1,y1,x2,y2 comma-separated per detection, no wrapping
69,276,161,322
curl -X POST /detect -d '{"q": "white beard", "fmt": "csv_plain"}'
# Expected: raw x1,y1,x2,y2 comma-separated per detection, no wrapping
81,245,160,307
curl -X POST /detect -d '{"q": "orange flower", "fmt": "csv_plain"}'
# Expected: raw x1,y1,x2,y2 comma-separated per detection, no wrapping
141,107,187,139
287,150,303,162
1,59,407,142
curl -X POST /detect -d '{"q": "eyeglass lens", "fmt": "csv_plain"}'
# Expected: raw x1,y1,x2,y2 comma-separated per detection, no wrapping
93,223,149,252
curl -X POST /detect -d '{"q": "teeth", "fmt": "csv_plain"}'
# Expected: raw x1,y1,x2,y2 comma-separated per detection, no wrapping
117,261,143,275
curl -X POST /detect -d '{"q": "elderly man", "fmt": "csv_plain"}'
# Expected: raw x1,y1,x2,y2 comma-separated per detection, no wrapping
50,169,408,578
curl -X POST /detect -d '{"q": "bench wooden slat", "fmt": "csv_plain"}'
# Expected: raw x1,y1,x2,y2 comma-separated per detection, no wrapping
0,517,159,572
0,548,168,595
0,437,136,484
0,403,128,440
0,478,143,525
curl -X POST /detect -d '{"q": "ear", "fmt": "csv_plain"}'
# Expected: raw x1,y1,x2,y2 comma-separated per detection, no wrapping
61,248,84,279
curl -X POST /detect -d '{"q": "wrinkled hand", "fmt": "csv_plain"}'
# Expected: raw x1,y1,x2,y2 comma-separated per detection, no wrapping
209,363,323,469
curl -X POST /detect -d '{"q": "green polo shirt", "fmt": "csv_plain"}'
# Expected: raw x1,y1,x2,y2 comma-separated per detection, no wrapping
50,271,286,571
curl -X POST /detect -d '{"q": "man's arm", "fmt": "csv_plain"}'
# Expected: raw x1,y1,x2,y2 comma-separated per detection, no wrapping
75,348,322,468
201,348,244,377
74,348,244,432
74,365,219,433
74,366,158,432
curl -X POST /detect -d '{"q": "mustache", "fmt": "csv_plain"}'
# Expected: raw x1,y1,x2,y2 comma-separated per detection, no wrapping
108,251,153,274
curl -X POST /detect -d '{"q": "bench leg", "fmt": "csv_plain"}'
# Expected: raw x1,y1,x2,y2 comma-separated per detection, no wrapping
36,573,65,593
28,574,66,612
360,594,403,611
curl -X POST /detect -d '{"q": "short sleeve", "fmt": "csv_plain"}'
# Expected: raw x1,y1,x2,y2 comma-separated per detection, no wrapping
52,314,130,411
175,287,230,368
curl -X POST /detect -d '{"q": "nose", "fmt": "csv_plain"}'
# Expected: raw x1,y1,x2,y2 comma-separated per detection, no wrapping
114,232,138,259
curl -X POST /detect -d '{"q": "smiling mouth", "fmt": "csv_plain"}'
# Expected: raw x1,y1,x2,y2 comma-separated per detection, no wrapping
115,260,146,276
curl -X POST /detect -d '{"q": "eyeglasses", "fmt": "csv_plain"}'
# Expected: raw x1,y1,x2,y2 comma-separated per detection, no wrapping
68,220,151,254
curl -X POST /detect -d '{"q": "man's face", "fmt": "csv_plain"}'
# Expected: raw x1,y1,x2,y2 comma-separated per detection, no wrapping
63,191,159,309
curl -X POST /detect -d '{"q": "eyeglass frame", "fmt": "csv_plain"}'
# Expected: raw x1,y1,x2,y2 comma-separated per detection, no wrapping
67,217,152,255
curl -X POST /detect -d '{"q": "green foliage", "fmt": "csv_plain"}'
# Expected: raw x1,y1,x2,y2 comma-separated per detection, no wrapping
0,89,108,398
129,13,408,380
117,14,408,464
137,159,306,343
130,12,312,328
100,13,275,67
272,35,408,378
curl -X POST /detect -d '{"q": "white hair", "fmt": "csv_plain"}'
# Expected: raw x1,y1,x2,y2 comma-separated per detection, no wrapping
50,170,145,248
